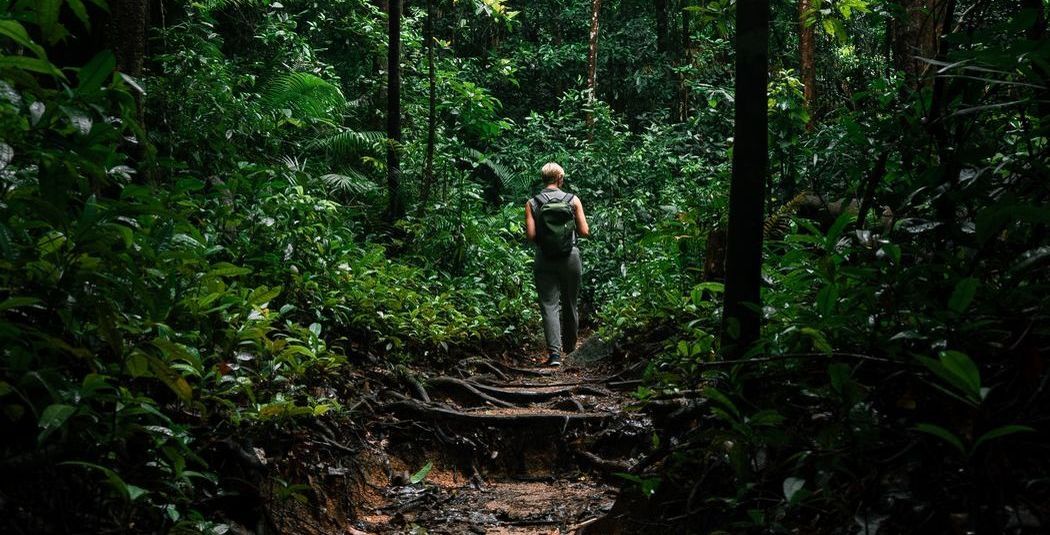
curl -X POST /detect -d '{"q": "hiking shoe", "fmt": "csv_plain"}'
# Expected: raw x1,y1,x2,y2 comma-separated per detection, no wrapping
545,353,561,367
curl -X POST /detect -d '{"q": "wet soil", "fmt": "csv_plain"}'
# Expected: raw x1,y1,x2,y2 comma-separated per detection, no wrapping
310,343,651,535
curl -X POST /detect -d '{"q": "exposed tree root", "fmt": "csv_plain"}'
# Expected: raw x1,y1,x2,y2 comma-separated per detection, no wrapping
386,399,614,425
426,376,518,408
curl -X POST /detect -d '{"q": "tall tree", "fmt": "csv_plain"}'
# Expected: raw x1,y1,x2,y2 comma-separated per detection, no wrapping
387,0,404,220
421,0,437,206
655,0,669,53
721,0,769,357
107,0,147,77
798,0,816,129
888,0,954,85
587,0,603,125
675,0,691,122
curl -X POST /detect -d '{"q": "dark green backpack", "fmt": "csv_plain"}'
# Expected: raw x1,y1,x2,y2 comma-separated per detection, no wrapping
533,190,576,257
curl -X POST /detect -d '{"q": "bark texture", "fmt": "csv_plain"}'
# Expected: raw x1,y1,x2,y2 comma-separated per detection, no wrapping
798,0,816,128
721,0,769,358
422,0,437,206
655,0,669,53
387,0,404,219
889,0,954,85
107,0,148,77
587,0,603,101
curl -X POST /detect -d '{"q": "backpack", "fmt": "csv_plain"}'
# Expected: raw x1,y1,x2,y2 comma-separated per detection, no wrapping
533,190,576,258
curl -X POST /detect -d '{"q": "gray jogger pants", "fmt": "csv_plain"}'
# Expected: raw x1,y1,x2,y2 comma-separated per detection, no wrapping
533,247,582,354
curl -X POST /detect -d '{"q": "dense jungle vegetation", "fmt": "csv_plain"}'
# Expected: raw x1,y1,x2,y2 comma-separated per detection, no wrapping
1,0,1048,533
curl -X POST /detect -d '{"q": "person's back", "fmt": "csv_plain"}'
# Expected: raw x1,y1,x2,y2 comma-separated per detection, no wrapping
524,163,590,367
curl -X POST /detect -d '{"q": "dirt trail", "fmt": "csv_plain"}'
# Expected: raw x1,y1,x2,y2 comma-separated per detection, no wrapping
332,343,651,534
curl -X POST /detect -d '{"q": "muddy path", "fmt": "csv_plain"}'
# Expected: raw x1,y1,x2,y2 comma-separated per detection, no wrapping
275,341,656,534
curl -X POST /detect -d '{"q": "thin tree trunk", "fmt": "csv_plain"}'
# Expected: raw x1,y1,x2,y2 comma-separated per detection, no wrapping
721,0,769,358
387,0,404,220
108,0,149,175
676,0,691,121
798,0,816,129
655,0,669,53
587,0,603,128
1022,0,1049,120
422,0,437,207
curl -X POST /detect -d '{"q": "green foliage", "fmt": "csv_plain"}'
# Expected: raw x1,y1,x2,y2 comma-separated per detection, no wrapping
262,71,345,122
3,0,1049,531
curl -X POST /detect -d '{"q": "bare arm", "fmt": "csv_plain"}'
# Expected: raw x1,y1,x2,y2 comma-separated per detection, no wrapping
525,201,537,241
573,197,590,237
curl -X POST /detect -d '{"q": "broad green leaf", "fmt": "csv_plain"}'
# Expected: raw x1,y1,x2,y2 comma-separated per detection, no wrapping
0,55,64,77
817,283,838,316
0,297,42,311
77,51,115,95
248,285,283,306
0,20,46,58
702,386,740,419
67,0,91,28
410,461,433,484
976,204,1050,245
207,263,252,277
972,425,1035,452
38,403,76,442
61,461,147,501
939,350,981,400
783,477,806,504
36,0,66,44
125,352,149,377
948,278,978,313
146,355,193,402
825,212,856,248
1009,246,1050,274
800,327,832,354
914,423,965,454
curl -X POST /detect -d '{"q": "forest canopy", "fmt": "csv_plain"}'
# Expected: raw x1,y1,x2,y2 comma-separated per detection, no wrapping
1,0,1048,533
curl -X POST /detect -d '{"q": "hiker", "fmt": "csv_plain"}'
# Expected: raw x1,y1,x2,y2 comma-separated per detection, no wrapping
524,162,590,367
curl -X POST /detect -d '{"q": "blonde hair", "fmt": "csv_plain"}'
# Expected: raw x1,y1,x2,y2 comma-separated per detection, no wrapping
541,162,565,184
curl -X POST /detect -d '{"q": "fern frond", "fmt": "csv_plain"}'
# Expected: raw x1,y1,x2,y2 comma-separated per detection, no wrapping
263,72,345,121
463,148,526,191
764,190,811,239
310,129,384,156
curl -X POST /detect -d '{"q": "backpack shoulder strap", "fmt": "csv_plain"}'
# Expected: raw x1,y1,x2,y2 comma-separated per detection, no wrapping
533,189,561,209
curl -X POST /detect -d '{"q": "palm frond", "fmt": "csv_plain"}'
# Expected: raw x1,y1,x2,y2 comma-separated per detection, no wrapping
263,72,346,121
310,129,384,156
321,170,378,196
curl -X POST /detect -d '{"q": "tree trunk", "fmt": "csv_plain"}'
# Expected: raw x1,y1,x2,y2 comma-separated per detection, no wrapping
888,0,953,86
107,0,147,77
421,0,437,207
798,0,816,129
655,0,669,53
1022,0,1049,120
721,0,769,358
588,0,604,106
386,0,404,220
107,0,149,175
676,1,691,122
